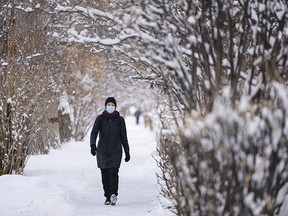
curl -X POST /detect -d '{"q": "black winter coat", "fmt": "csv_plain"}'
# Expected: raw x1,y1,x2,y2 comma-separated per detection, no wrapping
90,111,129,169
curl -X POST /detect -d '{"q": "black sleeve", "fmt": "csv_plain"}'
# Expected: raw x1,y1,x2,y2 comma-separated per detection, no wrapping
120,116,130,152
90,115,101,147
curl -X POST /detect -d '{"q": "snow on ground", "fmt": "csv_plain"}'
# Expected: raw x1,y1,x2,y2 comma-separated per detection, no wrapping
0,116,173,216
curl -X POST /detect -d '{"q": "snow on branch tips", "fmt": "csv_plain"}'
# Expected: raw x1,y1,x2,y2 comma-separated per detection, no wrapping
54,5,115,21
66,27,139,46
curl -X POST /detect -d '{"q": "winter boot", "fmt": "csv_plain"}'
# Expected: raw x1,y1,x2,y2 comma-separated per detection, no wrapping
104,198,111,205
110,194,117,206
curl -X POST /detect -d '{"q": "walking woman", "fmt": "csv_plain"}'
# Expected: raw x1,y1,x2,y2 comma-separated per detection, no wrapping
90,97,130,205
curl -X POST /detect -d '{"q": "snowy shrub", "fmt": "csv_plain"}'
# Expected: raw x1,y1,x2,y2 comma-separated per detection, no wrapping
0,2,67,174
154,106,185,215
67,71,104,142
159,83,288,215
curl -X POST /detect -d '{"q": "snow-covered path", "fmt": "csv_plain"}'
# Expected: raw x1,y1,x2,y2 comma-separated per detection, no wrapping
0,116,171,216
71,116,165,216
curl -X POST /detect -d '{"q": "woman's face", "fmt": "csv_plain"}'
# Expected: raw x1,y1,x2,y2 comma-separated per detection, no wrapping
106,102,115,107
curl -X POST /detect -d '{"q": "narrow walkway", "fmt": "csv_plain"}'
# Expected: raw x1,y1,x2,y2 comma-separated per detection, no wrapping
71,116,168,216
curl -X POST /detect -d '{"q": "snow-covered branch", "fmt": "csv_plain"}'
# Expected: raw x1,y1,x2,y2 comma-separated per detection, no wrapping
66,27,139,46
55,5,116,22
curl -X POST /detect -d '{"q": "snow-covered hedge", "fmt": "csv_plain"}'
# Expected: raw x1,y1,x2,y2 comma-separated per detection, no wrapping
159,83,288,215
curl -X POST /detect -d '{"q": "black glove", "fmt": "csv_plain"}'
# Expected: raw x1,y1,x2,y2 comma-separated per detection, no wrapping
124,151,130,162
91,145,97,156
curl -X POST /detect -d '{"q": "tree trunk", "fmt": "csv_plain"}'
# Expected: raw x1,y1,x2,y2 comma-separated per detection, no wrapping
58,108,72,143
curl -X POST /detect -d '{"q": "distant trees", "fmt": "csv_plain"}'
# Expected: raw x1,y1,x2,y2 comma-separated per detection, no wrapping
60,45,106,141
52,0,158,138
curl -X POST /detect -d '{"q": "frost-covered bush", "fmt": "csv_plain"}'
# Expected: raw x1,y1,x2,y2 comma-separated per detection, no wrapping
0,2,66,174
159,83,288,215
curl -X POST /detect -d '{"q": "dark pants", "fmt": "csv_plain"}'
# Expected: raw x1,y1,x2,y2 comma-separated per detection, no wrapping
100,168,119,199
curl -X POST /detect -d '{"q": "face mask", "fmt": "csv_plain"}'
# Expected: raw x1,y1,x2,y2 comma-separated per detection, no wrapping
106,106,115,114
